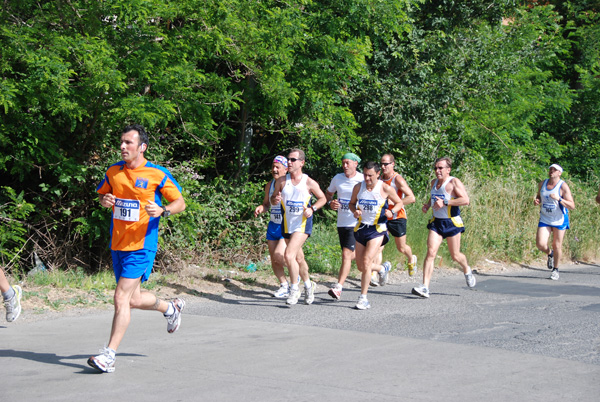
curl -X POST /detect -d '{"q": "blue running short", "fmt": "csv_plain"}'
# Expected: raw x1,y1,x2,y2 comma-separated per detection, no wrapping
427,218,465,239
354,225,389,247
538,218,570,231
111,249,156,283
266,221,284,241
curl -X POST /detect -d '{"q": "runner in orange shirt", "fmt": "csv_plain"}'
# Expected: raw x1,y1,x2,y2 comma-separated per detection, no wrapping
88,124,186,373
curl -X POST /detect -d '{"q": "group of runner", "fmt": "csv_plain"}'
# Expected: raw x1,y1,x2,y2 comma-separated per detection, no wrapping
254,151,583,308
0,125,592,374
254,151,476,309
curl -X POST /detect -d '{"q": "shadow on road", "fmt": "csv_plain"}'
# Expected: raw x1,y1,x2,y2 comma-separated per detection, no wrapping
0,348,145,373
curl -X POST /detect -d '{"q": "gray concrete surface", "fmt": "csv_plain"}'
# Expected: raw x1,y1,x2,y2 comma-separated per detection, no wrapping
1,263,599,401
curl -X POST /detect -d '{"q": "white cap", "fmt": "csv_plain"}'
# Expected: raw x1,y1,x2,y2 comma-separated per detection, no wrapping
549,163,563,173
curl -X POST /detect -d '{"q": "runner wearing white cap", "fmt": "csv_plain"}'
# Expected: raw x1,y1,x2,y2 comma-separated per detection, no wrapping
534,164,575,280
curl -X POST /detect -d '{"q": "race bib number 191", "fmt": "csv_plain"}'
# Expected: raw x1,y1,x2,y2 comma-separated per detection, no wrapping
114,198,141,222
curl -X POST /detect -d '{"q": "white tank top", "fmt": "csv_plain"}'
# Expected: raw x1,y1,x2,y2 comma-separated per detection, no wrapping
268,180,283,224
355,180,387,232
539,179,567,226
430,177,462,220
281,174,311,234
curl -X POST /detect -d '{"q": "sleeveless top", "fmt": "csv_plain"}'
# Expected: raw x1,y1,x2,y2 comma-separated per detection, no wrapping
539,179,567,226
268,180,283,225
382,173,407,220
430,177,464,227
281,174,312,234
354,180,388,233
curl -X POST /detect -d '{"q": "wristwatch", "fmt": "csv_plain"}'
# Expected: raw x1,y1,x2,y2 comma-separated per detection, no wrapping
443,199,449,206
311,206,318,213
161,206,171,217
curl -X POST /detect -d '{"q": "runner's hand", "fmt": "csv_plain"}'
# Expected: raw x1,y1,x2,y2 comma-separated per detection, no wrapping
145,200,162,218
100,193,116,208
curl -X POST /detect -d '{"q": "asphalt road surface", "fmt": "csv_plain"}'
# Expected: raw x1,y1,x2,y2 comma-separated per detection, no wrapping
2,262,599,401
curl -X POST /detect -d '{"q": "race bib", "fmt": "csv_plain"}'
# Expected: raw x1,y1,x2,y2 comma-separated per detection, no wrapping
358,199,377,212
114,198,140,222
543,203,556,214
286,200,305,215
270,205,283,224
339,198,351,211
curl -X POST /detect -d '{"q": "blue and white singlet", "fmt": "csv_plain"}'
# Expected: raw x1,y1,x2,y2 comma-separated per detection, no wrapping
539,179,568,227
268,180,283,225
354,180,388,233
280,174,312,235
430,177,464,227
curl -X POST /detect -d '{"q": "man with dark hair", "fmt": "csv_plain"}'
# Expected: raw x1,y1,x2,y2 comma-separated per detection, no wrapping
270,148,327,306
412,157,475,298
88,124,186,373
349,161,403,309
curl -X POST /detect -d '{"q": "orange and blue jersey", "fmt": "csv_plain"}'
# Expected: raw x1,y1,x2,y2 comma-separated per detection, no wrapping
96,158,183,252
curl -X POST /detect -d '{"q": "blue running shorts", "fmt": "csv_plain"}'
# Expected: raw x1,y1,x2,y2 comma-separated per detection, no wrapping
427,218,465,239
111,249,156,283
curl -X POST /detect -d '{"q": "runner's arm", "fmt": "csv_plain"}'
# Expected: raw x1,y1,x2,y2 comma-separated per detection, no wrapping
448,178,470,207
395,175,415,205
558,182,575,210
255,180,272,217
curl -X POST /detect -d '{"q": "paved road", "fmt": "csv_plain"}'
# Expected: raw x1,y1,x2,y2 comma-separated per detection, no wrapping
2,263,599,401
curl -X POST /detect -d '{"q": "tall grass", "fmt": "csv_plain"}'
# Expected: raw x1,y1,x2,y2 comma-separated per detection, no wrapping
460,166,600,266
305,165,600,274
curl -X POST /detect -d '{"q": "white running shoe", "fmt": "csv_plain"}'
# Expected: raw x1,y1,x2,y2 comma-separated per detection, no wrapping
4,285,22,322
166,298,185,333
379,262,391,286
465,272,476,288
304,281,317,305
550,269,559,281
286,288,302,305
407,255,417,277
328,286,342,300
355,297,371,310
411,284,430,298
370,271,380,287
273,285,290,298
88,347,116,373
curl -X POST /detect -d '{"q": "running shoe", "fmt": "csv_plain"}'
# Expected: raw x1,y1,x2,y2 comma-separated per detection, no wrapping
355,297,371,310
166,298,185,333
4,285,22,322
286,288,302,305
550,269,559,281
411,284,430,298
547,250,554,270
465,271,476,288
87,347,116,373
379,261,391,286
370,271,380,287
304,281,317,305
407,255,418,277
273,285,290,298
328,286,342,300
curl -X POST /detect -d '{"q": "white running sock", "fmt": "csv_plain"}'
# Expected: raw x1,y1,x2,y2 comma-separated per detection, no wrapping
164,302,175,316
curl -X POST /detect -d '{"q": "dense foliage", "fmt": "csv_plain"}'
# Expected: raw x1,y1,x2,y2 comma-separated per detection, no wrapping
1,0,598,273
